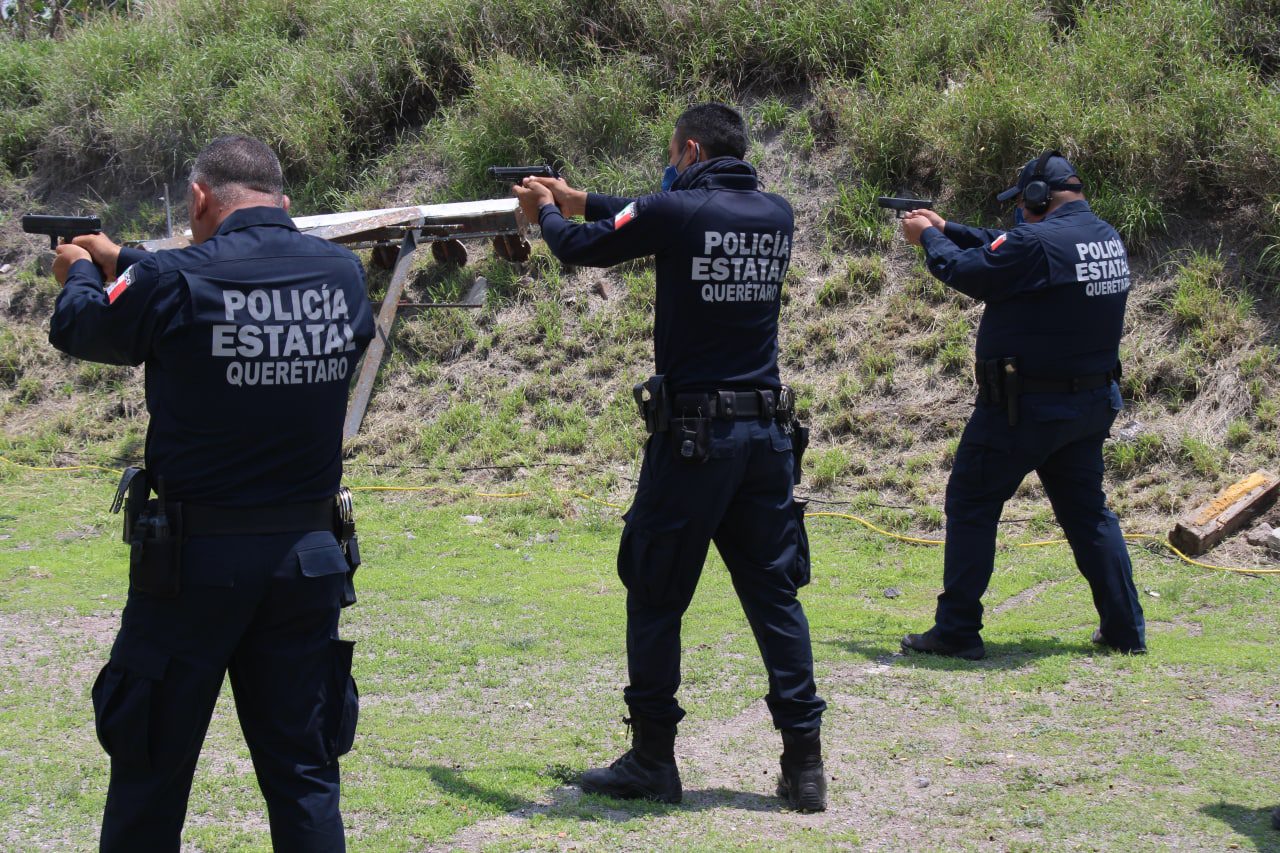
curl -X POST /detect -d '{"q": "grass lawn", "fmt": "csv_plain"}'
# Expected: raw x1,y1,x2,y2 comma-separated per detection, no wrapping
0,469,1277,851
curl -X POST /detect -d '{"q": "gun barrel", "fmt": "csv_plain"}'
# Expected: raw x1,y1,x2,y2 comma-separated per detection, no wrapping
876,197,934,211
876,197,935,220
22,214,102,250
487,165,560,183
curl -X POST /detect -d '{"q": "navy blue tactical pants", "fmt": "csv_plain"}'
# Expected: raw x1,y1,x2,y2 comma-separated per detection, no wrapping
934,384,1145,650
619,417,825,731
93,530,357,852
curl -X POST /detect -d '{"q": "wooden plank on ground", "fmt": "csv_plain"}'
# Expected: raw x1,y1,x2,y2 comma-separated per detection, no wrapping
1168,470,1280,556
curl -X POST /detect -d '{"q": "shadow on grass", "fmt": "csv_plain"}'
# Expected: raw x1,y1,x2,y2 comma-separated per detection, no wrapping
825,635,1097,670
392,763,790,824
406,763,530,813
597,787,788,816
1199,802,1279,852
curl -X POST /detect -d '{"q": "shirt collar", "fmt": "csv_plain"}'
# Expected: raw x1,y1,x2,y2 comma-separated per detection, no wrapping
215,206,298,236
1044,199,1091,220
673,157,759,192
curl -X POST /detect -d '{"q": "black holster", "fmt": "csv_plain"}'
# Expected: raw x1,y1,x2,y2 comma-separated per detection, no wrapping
975,357,1020,426
111,466,149,545
790,422,810,485
111,468,183,598
632,374,670,434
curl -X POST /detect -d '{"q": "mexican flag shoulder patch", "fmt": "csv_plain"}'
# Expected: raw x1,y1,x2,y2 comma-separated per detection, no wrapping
105,265,136,305
613,202,638,230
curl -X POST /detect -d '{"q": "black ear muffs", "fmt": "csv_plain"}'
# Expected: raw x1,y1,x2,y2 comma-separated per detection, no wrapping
1021,149,1060,215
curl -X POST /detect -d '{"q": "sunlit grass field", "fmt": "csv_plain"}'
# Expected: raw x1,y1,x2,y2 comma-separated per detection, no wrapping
1,469,1276,851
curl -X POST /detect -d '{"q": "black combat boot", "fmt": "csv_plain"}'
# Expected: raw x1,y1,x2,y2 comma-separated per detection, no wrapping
777,727,826,812
1090,628,1147,655
901,627,986,661
579,717,681,804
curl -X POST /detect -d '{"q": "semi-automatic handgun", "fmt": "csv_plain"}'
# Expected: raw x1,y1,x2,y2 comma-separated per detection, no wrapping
22,214,103,249
876,197,935,219
487,165,561,184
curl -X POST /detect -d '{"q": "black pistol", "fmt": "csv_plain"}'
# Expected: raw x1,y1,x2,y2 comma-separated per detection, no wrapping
876,197,935,219
22,214,103,250
487,165,561,185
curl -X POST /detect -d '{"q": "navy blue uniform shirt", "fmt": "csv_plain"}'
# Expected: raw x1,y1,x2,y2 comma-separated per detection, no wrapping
49,206,375,506
538,157,793,393
919,200,1130,378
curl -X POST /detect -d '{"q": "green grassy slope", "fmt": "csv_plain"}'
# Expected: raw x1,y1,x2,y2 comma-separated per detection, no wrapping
2,0,1278,220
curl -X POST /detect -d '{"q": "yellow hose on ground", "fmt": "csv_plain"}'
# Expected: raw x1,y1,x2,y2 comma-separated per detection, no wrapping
2,454,1273,574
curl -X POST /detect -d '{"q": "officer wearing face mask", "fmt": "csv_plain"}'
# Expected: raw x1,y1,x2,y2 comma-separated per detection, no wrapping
513,103,826,812
897,150,1145,661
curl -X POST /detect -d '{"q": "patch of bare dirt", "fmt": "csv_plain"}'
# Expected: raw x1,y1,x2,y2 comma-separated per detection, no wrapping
0,609,117,689
990,579,1062,615
432,651,1280,851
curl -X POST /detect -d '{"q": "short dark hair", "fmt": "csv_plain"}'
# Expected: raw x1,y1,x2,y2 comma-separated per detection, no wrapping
190,135,284,201
674,103,748,160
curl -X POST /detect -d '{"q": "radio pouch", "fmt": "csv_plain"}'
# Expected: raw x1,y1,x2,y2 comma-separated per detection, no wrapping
128,491,183,598
671,417,710,464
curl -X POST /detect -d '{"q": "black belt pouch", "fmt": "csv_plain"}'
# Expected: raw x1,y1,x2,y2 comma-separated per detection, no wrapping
129,501,183,598
671,417,711,464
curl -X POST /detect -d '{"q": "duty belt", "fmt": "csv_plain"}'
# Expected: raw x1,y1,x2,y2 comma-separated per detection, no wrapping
1017,372,1118,393
673,389,785,420
975,358,1120,426
181,499,333,537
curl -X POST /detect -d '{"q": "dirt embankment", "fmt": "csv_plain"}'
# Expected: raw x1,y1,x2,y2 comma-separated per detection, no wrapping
2,143,1278,567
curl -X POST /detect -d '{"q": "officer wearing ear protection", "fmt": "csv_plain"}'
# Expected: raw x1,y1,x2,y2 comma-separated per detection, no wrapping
897,150,1146,660
514,103,826,812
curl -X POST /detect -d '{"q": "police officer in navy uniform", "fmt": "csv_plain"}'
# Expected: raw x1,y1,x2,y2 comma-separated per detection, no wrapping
898,150,1146,661
49,135,374,851
513,103,826,811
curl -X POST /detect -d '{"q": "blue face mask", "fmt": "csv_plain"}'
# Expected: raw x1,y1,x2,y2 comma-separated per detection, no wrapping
1014,206,1026,226
661,165,679,192
661,142,699,192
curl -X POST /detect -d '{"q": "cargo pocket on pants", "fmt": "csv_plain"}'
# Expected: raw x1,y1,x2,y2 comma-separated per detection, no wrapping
790,499,812,589
323,639,358,762
91,639,169,770
617,519,692,608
